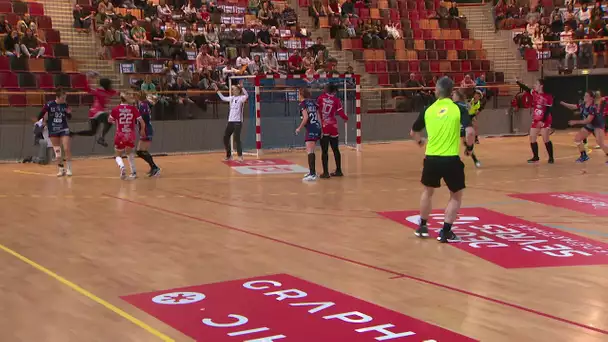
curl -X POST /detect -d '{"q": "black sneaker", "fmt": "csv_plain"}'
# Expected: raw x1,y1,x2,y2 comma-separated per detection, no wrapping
548,158,554,164
149,167,161,177
414,224,429,238
437,230,461,243
330,170,343,177
319,173,331,179
97,137,108,147
527,157,539,163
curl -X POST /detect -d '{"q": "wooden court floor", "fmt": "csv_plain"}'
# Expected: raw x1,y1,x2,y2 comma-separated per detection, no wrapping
1,132,607,342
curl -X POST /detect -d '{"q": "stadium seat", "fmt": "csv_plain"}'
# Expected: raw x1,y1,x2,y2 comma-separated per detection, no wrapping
0,72,18,88
461,60,472,72
53,43,70,58
37,74,54,89
12,1,27,15
28,2,45,16
364,61,376,73
53,73,71,88
18,72,37,88
0,2,11,14
111,45,127,59
468,50,477,60
420,60,429,72
71,74,88,90
375,60,387,73
445,40,455,50
482,60,491,71
398,61,409,73
61,59,77,73
430,61,440,73
9,56,27,72
377,73,390,86
26,92,44,106
36,15,53,29
450,61,461,72
408,60,419,72
9,92,26,107
27,58,45,73
43,29,61,44
44,58,62,73
0,56,9,71
471,60,481,71
388,60,399,73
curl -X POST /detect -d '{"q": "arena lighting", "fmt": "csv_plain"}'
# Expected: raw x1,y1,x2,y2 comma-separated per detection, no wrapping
581,69,590,75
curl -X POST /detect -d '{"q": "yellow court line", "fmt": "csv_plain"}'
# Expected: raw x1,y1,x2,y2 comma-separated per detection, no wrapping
0,243,175,342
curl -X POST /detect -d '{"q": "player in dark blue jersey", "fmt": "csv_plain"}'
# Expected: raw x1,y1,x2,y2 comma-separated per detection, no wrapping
295,88,322,181
453,90,481,167
40,89,73,177
562,90,608,163
136,92,161,177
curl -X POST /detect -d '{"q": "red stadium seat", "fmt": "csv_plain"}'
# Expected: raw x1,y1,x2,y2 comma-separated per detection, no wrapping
0,56,9,71
445,40,455,50
375,61,387,73
430,61,440,72
5,12,18,25
9,92,27,107
37,74,54,89
36,15,53,29
450,61,461,72
453,73,464,84
423,30,432,39
0,2,10,14
388,60,399,73
28,2,45,16
413,29,422,39
461,60,472,72
71,73,88,90
482,60,491,71
408,60,419,72
398,61,409,73
364,61,376,73
359,8,370,19
111,45,127,59
0,72,18,88
43,29,61,44
377,73,390,86
435,39,445,50
455,40,464,51
471,60,481,71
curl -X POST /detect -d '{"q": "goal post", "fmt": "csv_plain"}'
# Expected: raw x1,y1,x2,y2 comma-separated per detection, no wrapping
250,73,361,156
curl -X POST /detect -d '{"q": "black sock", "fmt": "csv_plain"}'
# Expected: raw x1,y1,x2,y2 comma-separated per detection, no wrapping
442,222,453,233
545,141,553,159
329,137,341,172
420,218,427,227
307,153,316,175
581,150,587,157
583,138,588,144
530,142,539,158
471,153,479,163
137,150,156,168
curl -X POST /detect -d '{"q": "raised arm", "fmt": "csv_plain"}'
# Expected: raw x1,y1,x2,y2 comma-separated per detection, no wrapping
560,101,578,110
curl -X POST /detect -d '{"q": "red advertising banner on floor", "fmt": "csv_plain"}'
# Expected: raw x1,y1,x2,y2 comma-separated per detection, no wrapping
509,192,608,216
378,208,608,268
122,274,476,341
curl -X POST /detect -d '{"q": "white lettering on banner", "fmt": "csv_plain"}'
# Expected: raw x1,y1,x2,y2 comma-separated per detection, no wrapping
202,314,248,328
509,224,608,254
323,311,373,324
242,280,437,340
265,289,308,301
289,301,336,313
355,324,415,341
243,280,282,290
551,194,608,209
245,336,287,342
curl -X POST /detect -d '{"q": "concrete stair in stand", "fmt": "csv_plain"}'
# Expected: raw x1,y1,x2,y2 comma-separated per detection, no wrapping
458,3,539,88
38,0,122,89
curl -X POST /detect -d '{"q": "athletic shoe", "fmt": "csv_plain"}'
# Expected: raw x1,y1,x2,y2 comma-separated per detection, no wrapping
414,224,429,238
527,157,539,163
65,169,72,177
120,167,127,180
548,158,554,164
475,137,480,144
474,160,482,168
330,170,344,177
56,167,65,177
223,156,232,161
302,173,317,182
97,137,108,147
437,230,461,243
594,145,601,149
319,173,331,179
237,156,244,162
576,155,590,163
129,172,137,179
149,167,161,177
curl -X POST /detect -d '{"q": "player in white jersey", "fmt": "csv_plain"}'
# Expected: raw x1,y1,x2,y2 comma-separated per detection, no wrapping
214,81,248,161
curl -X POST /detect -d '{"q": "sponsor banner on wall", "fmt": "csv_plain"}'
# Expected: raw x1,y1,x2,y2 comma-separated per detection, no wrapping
378,208,608,268
223,159,309,175
509,192,608,216
122,274,476,341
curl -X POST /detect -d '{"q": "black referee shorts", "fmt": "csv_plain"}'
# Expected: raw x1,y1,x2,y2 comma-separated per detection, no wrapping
421,156,466,193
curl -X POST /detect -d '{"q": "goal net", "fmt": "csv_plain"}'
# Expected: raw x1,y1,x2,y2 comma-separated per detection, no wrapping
230,74,360,156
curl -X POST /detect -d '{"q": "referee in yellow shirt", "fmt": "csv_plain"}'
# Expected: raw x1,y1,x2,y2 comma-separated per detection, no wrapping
410,77,476,243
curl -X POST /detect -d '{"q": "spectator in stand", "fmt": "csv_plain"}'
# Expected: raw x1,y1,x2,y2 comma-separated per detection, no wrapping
192,23,207,48
221,61,240,84
578,3,591,26
17,14,34,34
589,15,605,68
181,0,196,22
199,4,211,23
21,28,45,58
282,3,298,27
205,24,221,50
258,2,272,26
141,75,157,92
197,70,218,90
327,0,341,19
362,19,382,49
263,50,280,74
257,25,272,50
157,1,173,21
170,77,194,119
73,4,92,31
344,18,357,38
159,21,180,58
95,10,107,28
236,50,252,75
549,7,563,34
288,49,305,74
248,0,260,16
493,0,506,31
131,19,150,47
564,39,578,69
448,1,460,18
98,0,115,17
314,51,326,73
250,54,264,74
117,21,139,57
302,50,315,71
310,0,326,28
341,0,356,19
242,23,258,50
405,73,425,111
4,30,22,57
196,46,211,73
475,73,493,100
182,26,197,50
226,24,242,59
179,63,194,86
385,22,401,39
0,16,11,34
142,0,157,21
460,73,476,98
532,27,543,50
310,37,327,59
526,15,539,36
162,60,179,89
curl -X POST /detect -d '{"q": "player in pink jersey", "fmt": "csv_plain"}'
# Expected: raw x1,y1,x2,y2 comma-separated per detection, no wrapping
73,74,119,147
516,78,555,164
316,83,348,178
108,93,145,180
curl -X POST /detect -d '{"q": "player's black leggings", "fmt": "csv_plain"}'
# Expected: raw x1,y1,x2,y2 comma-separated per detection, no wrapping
74,113,112,138
223,122,243,158
320,136,341,174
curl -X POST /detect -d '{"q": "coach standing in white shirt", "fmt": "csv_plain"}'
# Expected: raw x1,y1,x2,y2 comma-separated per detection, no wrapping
214,81,248,161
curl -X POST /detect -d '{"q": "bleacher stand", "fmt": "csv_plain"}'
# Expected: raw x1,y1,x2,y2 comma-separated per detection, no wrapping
0,0,90,108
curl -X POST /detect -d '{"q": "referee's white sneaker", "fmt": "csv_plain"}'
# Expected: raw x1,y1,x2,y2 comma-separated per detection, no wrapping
302,173,318,182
